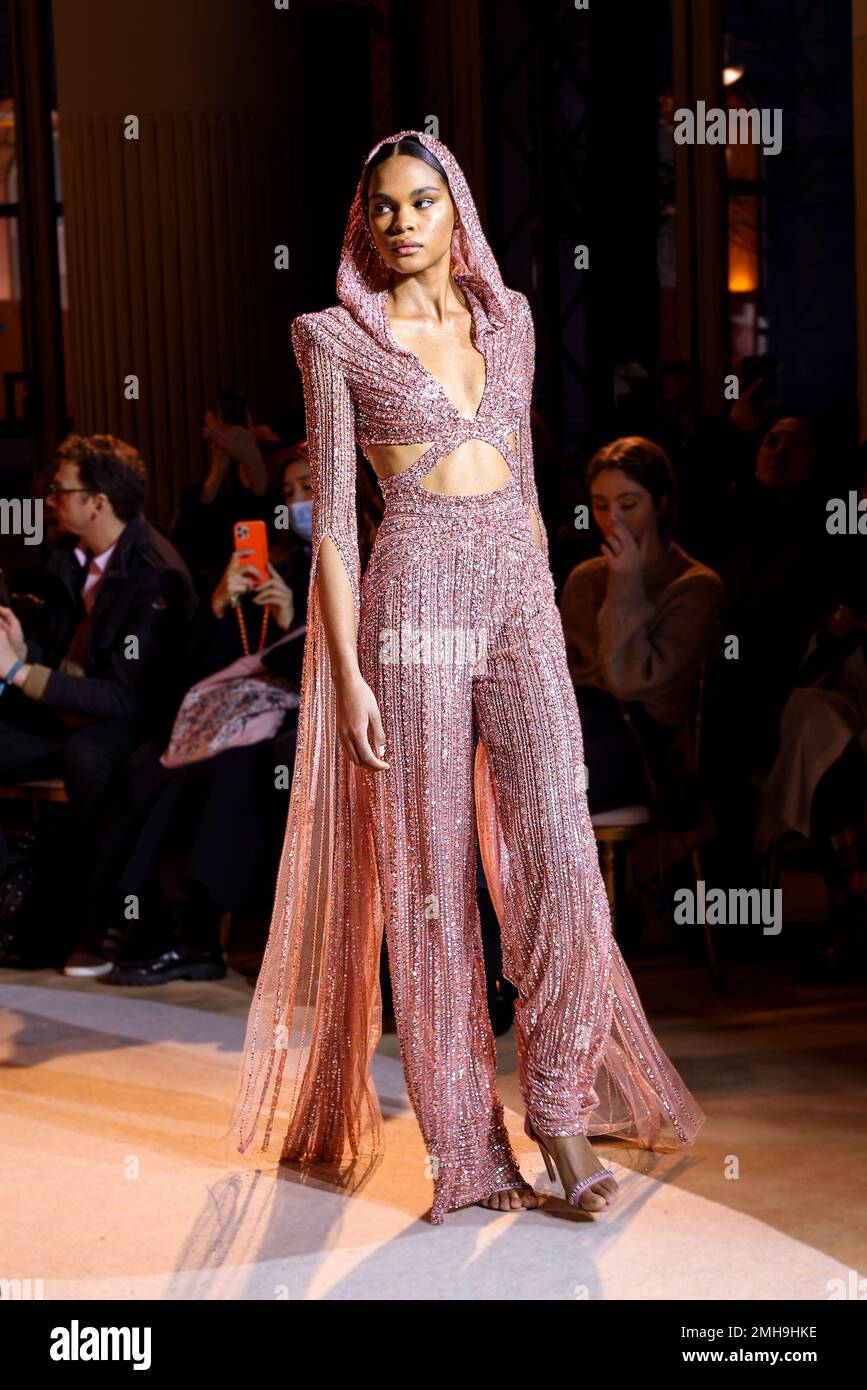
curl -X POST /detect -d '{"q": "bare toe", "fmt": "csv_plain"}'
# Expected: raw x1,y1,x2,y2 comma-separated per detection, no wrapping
477,1185,537,1212
579,1191,608,1212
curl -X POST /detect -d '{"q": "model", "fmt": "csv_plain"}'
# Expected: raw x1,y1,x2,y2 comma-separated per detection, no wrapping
225,129,706,1225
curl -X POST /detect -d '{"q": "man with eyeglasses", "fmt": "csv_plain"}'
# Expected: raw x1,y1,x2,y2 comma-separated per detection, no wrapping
0,433,198,974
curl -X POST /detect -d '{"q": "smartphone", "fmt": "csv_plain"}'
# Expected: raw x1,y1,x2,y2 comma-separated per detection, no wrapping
233,520,269,588
219,387,247,426
741,354,777,406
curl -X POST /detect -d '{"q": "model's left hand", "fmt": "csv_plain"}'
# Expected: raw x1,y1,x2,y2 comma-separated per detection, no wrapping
252,564,295,631
601,517,648,576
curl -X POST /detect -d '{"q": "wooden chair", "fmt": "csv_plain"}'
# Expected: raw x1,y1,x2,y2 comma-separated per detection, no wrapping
591,805,651,934
763,826,820,896
0,777,69,824
0,776,236,961
590,655,725,990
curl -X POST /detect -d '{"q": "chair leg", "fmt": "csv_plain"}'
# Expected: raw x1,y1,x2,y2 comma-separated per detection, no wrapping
624,840,636,896
691,845,725,991
218,912,232,954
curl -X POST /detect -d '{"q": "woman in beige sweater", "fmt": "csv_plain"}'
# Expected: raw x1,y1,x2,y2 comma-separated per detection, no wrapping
560,436,724,827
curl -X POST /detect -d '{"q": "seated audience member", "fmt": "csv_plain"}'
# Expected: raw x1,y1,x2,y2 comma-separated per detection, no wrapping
713,416,838,770
268,440,313,618
559,436,724,829
69,462,315,982
676,377,777,569
755,546,867,981
170,404,285,600
0,435,198,949
74,444,385,985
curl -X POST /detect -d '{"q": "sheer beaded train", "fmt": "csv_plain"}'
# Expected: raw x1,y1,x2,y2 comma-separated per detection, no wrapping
225,130,706,1224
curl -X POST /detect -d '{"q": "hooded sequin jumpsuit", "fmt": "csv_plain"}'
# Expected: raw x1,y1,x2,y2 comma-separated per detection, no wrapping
226,131,706,1225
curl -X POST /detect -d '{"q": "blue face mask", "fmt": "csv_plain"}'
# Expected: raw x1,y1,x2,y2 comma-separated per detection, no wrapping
286,499,313,541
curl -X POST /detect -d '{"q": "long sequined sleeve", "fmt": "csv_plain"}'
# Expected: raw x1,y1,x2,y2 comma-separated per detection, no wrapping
224,314,383,1174
290,314,361,623
514,291,550,564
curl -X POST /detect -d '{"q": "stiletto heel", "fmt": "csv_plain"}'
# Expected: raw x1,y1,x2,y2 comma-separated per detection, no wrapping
538,1142,557,1183
524,1114,617,1211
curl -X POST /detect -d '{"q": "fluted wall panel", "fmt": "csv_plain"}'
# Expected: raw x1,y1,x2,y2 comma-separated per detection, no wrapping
58,110,293,522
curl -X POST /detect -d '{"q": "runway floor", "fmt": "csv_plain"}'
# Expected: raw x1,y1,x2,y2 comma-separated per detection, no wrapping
1,955,864,1299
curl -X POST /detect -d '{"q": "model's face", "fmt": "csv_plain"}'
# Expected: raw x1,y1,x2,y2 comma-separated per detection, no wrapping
365,154,455,277
755,417,815,490
590,467,665,544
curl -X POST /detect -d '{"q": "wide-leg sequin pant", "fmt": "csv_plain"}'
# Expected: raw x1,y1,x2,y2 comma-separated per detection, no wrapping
357,474,615,1223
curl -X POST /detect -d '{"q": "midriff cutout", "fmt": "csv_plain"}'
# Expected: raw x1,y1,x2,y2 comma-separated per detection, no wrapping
364,432,517,496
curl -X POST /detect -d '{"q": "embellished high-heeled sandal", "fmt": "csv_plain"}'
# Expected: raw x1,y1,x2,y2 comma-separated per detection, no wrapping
524,1115,618,1211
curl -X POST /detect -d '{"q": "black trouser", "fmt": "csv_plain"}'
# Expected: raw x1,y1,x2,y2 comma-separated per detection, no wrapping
0,686,138,952
82,725,300,960
0,688,138,814
811,737,867,904
572,685,651,814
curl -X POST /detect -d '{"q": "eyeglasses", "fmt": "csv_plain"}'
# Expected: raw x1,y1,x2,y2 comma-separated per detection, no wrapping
46,484,92,498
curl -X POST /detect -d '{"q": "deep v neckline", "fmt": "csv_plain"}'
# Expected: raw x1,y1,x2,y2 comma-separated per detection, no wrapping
380,284,489,424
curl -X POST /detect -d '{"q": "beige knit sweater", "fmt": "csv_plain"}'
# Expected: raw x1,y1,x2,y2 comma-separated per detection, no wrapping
559,541,725,726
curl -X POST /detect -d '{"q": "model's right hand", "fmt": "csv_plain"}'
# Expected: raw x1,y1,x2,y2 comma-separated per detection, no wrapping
335,675,390,770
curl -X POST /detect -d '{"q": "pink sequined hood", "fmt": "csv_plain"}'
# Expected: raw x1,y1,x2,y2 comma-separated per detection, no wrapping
334,129,514,354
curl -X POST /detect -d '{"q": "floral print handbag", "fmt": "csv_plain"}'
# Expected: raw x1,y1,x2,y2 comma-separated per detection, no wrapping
160,627,303,769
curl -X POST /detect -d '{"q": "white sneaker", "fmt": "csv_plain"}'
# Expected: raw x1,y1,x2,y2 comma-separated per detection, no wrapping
63,953,114,978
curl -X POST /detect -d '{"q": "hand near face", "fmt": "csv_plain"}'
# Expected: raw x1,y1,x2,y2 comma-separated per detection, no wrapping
601,516,649,576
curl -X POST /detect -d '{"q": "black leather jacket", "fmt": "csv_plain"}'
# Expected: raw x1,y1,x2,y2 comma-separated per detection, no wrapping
23,513,199,737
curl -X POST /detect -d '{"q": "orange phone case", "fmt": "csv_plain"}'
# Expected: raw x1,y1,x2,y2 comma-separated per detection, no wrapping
233,520,269,588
